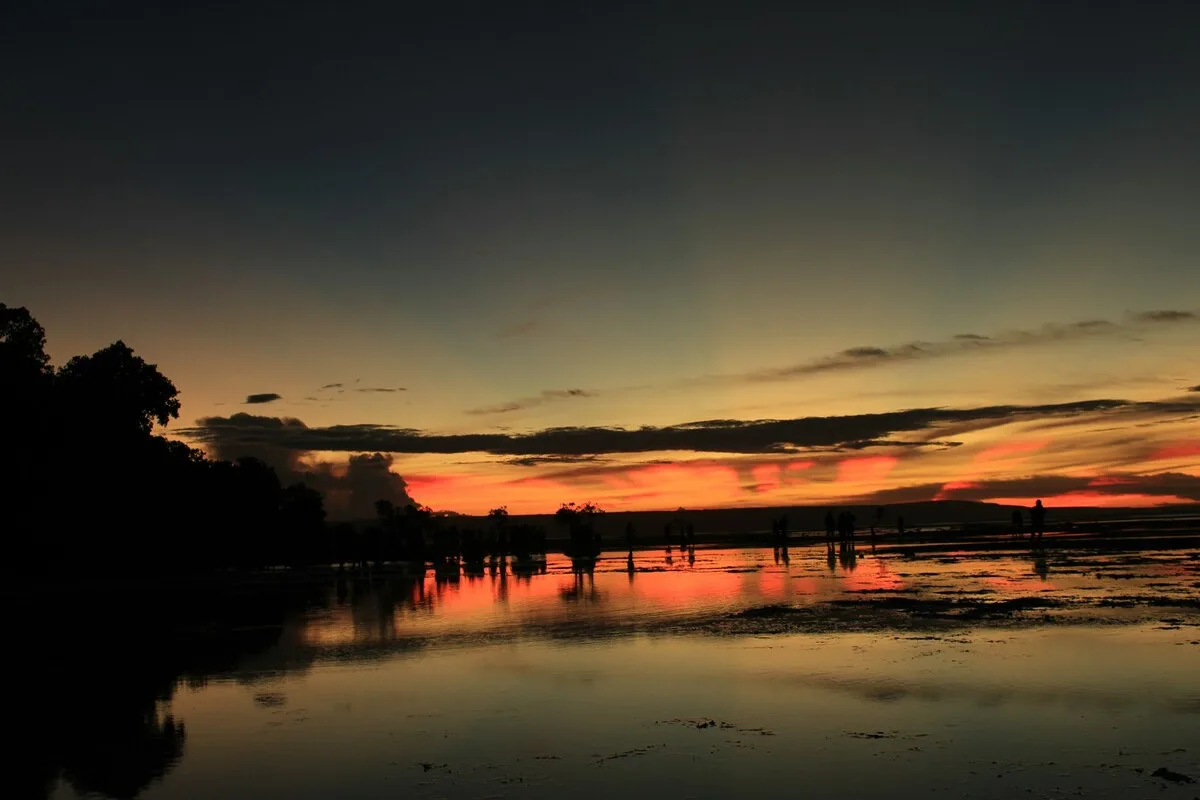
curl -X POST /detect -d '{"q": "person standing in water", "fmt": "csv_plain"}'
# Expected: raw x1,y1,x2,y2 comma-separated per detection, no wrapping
1030,499,1046,542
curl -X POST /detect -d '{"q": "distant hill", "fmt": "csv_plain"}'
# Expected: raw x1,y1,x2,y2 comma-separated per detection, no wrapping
355,500,1197,539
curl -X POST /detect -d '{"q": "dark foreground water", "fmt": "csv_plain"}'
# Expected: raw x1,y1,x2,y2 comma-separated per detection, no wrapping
30,539,1200,799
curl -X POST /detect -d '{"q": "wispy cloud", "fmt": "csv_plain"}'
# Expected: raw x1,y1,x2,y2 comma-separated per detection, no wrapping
735,318,1135,383
356,387,406,393
1132,309,1196,323
319,383,343,390
244,393,282,404
466,388,594,415
469,309,1199,414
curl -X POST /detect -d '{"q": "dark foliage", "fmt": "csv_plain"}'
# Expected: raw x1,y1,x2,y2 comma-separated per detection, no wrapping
1,304,550,577
0,304,329,575
554,502,605,559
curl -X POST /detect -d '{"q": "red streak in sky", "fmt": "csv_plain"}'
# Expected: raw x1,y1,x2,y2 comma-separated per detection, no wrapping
751,463,781,493
837,455,898,483
1149,442,1200,461
972,440,1047,463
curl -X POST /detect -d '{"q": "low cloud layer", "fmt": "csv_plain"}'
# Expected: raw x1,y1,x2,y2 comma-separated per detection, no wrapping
181,397,1200,459
197,425,413,520
245,393,282,404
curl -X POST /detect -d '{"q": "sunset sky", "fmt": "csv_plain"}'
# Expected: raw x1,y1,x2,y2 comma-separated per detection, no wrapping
5,2,1199,517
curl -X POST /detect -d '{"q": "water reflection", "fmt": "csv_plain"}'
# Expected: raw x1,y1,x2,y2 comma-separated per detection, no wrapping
19,583,327,800
1034,556,1050,580
25,542,1200,799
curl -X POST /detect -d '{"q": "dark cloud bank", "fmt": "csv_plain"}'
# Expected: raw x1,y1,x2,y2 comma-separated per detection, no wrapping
182,397,1200,459
197,430,414,520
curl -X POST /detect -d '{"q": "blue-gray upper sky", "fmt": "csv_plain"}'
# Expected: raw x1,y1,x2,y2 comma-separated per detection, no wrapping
4,1,1199,513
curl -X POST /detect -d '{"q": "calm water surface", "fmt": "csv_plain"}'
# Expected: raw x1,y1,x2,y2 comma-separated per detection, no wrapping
42,543,1200,799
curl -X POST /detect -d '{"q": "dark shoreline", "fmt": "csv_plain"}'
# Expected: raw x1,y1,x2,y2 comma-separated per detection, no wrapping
6,520,1200,599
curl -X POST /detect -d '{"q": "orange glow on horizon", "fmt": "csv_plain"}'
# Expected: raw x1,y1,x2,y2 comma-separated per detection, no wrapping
981,492,1192,509
934,480,983,500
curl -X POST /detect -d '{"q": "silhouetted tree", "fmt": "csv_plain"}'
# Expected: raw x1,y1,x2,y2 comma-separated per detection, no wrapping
57,341,180,440
402,503,433,564
555,502,604,559
280,483,327,567
2,305,63,564
510,523,547,561
0,303,52,378
487,506,509,558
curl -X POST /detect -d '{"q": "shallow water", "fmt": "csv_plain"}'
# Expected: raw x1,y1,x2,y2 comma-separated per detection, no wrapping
37,542,1200,799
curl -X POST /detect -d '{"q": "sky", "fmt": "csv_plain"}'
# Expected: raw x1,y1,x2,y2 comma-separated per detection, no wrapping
4,1,1200,517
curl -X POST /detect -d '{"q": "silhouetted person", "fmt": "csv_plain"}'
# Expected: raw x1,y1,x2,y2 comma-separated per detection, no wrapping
845,510,857,541
824,510,837,542
625,522,636,553
896,515,906,540
1030,499,1046,542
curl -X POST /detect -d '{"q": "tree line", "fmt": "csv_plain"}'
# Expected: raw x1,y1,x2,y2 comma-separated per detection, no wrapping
1,304,563,577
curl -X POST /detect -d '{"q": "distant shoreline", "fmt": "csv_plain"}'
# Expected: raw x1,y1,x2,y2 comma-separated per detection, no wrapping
6,515,1199,599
